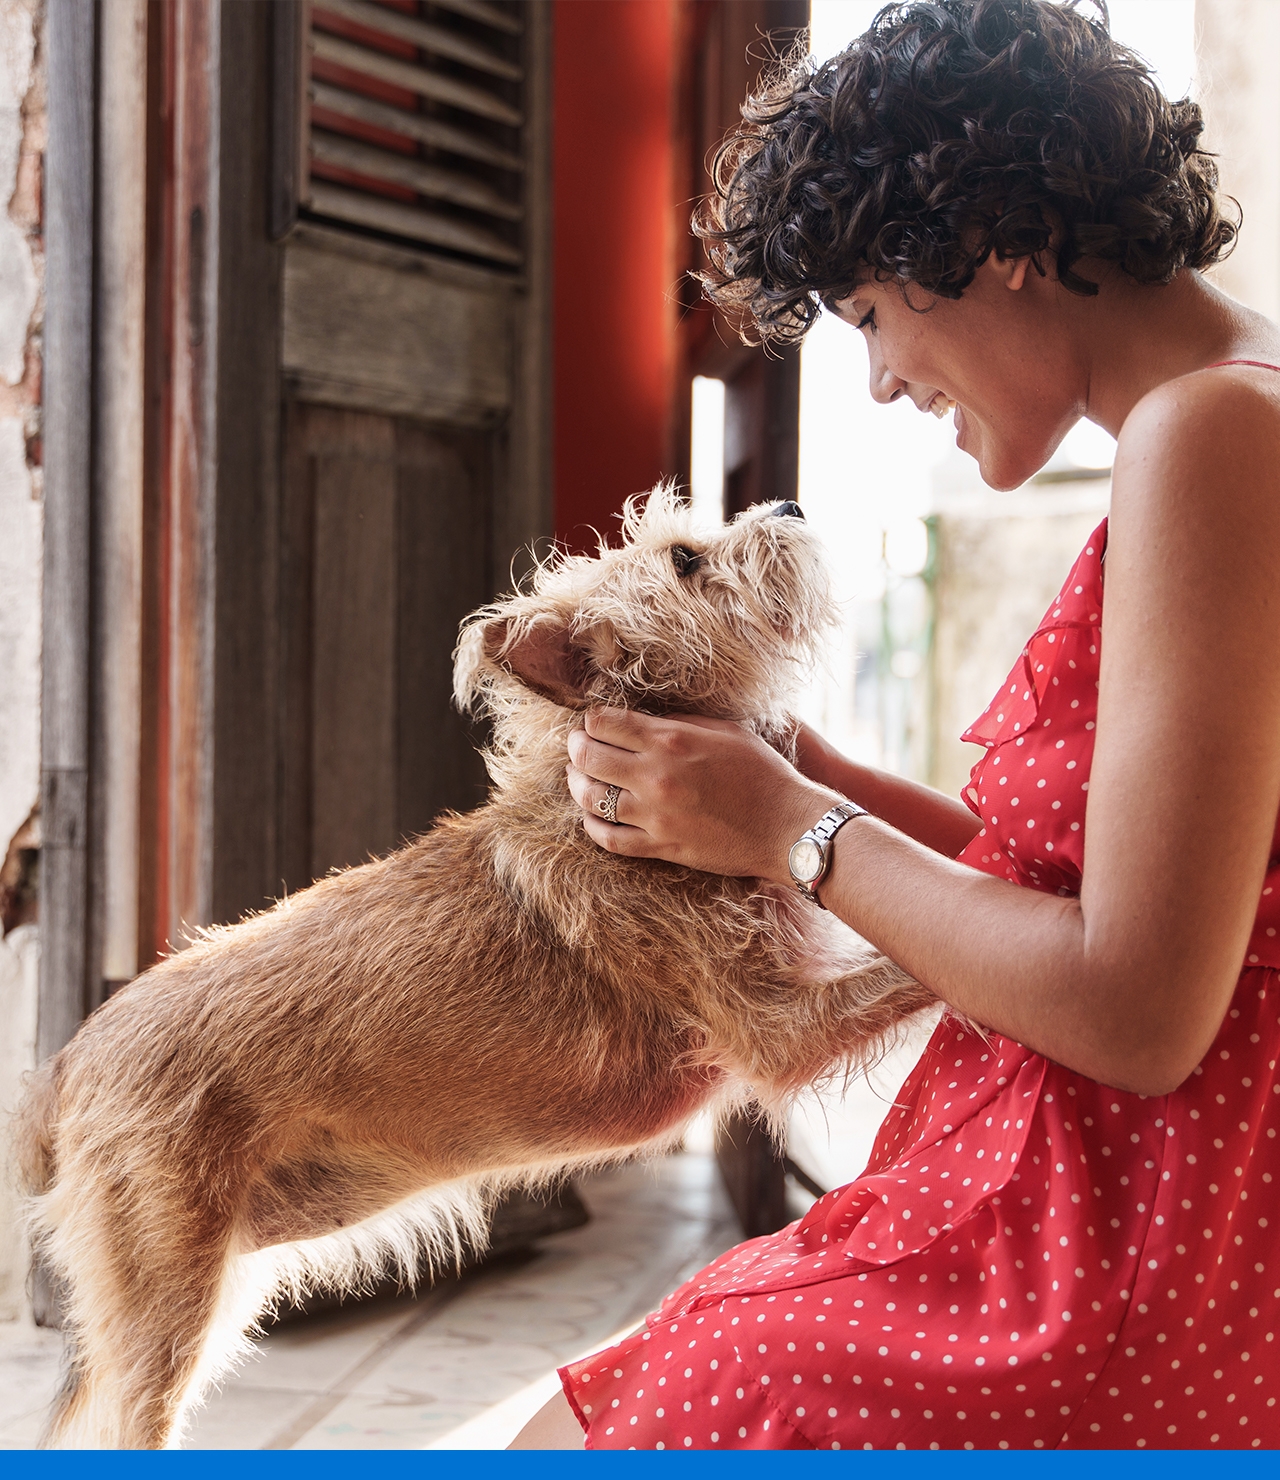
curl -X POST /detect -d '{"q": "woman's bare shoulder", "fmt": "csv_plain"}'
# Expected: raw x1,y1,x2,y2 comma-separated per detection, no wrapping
1119,356,1280,459
1112,357,1280,551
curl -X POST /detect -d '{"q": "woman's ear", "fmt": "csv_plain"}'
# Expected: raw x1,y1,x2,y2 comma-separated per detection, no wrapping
978,252,1033,292
485,615,590,708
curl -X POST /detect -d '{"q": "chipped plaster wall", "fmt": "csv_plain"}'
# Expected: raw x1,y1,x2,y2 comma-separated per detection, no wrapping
0,0,43,1329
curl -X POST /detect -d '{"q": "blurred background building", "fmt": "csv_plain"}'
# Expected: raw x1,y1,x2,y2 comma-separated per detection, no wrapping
0,0,1277,1444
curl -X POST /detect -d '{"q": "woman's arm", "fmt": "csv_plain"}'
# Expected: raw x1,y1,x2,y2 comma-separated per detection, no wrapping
793,723,981,858
566,370,1280,1096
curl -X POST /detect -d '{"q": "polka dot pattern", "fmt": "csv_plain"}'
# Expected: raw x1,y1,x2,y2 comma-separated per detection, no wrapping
560,519,1280,1449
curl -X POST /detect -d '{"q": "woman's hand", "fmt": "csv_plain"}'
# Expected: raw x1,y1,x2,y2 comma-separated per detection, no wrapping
565,709,839,882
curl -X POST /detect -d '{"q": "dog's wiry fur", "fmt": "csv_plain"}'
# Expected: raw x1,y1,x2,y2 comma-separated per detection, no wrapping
13,490,934,1448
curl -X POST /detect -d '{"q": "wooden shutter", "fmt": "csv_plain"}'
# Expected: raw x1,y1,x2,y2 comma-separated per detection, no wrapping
302,0,525,269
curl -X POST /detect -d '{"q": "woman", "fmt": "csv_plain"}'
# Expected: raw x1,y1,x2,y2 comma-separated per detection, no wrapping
515,0,1280,1449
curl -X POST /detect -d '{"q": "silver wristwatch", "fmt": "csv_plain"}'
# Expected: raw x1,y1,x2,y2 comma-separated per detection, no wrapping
787,800,869,907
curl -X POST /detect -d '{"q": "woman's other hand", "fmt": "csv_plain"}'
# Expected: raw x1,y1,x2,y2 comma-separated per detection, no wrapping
794,720,982,859
565,708,838,881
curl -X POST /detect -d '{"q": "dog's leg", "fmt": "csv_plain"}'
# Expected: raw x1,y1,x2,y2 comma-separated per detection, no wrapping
37,1171,242,1450
697,891,938,1116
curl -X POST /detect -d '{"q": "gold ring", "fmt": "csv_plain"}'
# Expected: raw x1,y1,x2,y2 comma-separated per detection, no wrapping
600,784,621,824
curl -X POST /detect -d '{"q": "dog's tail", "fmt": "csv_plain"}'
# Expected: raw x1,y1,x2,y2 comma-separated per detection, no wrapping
10,1058,83,1449
13,1056,60,1198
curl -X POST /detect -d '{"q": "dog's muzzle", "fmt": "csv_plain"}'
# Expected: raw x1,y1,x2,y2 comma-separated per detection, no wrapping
770,501,805,520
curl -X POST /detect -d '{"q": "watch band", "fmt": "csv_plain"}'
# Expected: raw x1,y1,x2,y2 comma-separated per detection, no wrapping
789,800,869,907
811,801,867,847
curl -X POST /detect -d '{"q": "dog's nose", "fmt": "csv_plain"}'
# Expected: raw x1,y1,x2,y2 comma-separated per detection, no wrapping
770,501,805,520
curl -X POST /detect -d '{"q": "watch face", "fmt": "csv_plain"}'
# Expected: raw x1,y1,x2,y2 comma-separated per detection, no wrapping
789,837,824,885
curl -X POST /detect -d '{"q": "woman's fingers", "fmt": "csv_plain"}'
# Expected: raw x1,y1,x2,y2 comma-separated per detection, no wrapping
564,762,594,812
581,812,656,856
566,708,826,878
584,707,743,748
581,706,657,749
566,763,654,852
566,728,641,787
571,709,742,780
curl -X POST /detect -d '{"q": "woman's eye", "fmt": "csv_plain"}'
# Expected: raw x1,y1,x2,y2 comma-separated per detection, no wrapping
856,307,877,333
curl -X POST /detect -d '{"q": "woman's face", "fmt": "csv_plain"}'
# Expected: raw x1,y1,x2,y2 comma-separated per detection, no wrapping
834,257,1086,490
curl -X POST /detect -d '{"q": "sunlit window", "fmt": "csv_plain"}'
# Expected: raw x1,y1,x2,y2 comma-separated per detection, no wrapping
689,375,726,526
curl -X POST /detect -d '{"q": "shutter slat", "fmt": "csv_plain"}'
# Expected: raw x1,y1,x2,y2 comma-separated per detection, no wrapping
308,179,522,265
311,131,522,220
428,0,522,36
316,0,522,81
311,80,523,172
312,32,522,127
305,1,524,270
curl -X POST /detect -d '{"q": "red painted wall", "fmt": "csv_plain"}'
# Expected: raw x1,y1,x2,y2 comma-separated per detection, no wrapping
553,0,678,550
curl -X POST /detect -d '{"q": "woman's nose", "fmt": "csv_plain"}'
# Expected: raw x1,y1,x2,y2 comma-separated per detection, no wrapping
868,348,908,406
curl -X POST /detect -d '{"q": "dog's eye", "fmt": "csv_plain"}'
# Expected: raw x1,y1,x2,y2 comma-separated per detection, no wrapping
671,545,703,577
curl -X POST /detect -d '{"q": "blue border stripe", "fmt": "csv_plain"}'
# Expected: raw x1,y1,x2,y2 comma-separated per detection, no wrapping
0,1451,1273,1478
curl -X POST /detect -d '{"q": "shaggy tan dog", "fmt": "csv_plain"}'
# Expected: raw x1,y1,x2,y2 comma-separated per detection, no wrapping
15,490,931,1448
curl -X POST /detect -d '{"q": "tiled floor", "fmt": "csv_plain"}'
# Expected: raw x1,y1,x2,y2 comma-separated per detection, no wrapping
0,1029,928,1450
0,1324,62,1450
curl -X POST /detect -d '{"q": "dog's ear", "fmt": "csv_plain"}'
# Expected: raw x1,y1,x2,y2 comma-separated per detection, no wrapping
486,616,590,708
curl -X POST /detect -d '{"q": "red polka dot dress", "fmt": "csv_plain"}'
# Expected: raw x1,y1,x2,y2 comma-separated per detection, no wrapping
560,517,1280,1450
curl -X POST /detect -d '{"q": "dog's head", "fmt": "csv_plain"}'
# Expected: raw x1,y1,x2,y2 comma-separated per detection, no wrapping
455,487,836,754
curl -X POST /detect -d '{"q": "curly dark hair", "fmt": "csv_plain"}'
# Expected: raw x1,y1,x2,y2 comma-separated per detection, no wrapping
698,0,1238,342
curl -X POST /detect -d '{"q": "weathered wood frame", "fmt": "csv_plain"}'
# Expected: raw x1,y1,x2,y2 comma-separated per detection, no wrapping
95,0,149,996
269,0,311,242
40,0,97,1064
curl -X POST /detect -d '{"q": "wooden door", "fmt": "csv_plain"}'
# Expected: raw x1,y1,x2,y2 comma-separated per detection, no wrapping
270,0,550,897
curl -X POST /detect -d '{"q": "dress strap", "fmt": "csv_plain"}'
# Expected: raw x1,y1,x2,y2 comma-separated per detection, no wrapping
1205,359,1280,373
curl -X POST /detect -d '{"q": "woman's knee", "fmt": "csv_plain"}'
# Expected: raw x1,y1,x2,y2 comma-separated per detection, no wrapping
509,1389,586,1449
